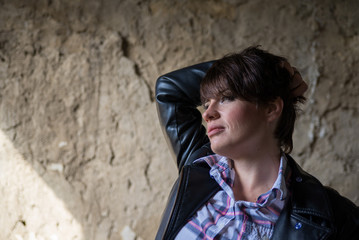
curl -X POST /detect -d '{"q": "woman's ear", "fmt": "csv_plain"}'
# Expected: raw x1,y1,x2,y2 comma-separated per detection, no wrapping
266,97,283,123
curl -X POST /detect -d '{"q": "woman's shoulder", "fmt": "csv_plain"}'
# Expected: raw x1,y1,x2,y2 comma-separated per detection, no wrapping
324,186,358,209
324,185,359,218
323,186,359,238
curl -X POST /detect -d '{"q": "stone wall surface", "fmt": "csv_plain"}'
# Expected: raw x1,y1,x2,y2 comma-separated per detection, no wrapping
0,0,358,239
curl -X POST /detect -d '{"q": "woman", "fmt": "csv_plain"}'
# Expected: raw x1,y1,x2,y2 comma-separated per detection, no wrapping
155,46,358,240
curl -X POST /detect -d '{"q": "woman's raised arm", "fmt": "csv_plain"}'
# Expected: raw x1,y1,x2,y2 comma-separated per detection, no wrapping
155,61,214,172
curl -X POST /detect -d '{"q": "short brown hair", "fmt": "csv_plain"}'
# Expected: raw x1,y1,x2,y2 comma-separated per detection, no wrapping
200,46,306,153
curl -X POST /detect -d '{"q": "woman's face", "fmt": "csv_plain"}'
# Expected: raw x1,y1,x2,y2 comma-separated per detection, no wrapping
202,96,273,159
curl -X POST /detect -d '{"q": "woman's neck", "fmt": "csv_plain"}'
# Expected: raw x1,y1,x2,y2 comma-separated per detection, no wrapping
231,148,281,202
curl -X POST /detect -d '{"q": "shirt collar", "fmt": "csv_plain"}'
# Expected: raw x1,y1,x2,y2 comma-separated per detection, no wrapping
195,153,290,202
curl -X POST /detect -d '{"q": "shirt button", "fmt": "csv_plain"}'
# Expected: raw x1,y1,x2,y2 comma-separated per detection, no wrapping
295,222,302,230
295,176,303,182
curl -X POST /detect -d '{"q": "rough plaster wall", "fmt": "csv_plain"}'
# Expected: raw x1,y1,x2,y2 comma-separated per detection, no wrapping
0,0,358,239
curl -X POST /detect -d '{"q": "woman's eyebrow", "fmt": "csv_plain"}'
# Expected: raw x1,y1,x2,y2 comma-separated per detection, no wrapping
218,89,234,96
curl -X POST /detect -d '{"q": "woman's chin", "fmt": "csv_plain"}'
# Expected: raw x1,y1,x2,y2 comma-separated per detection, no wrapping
210,142,229,157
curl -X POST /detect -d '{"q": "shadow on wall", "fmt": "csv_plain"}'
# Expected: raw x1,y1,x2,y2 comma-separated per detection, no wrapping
0,130,83,240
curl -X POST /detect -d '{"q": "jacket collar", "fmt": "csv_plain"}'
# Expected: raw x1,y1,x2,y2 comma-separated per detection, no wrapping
286,155,334,221
271,155,335,239
165,164,220,239
157,143,217,240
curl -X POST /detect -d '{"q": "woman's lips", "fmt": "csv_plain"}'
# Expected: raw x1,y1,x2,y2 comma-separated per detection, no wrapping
207,126,225,138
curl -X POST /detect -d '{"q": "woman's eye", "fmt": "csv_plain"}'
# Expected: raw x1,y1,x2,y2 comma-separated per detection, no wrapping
220,96,234,103
203,102,209,110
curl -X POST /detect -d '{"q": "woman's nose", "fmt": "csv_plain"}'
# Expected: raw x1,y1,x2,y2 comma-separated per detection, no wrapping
202,104,220,122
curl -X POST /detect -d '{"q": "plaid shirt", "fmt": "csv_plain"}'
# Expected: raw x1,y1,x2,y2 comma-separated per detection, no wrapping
175,154,290,240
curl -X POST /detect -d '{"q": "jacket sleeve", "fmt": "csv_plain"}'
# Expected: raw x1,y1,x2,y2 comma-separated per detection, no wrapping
155,61,214,172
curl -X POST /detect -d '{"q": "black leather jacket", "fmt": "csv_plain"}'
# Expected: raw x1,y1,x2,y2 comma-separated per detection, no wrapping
155,61,359,240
